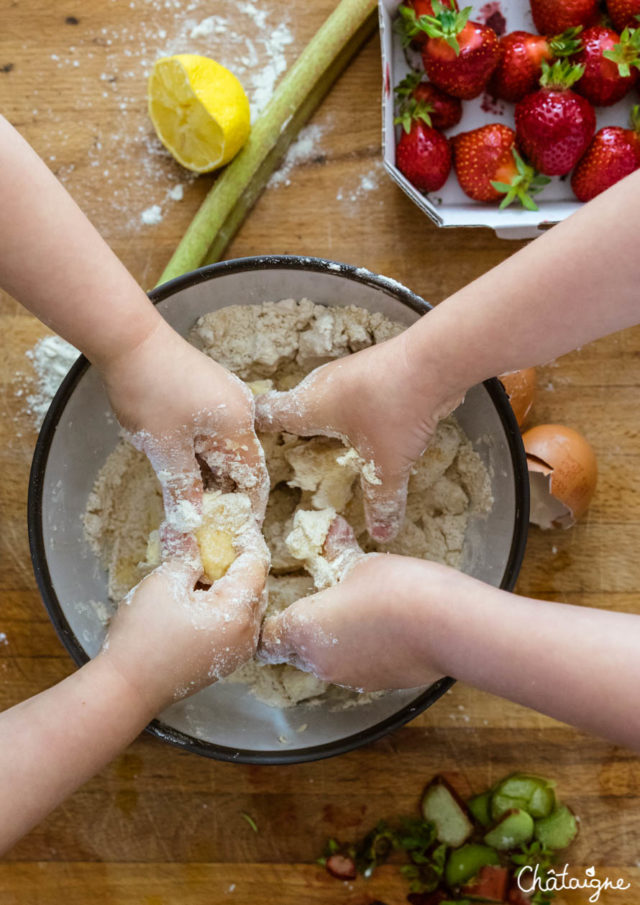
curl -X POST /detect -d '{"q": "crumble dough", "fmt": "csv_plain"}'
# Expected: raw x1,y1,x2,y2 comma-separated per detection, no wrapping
84,299,492,709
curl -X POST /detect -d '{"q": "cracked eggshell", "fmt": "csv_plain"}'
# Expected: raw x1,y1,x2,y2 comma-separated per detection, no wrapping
522,425,597,529
499,368,537,428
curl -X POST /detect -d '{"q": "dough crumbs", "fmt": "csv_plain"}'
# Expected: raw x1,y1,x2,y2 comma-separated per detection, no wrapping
285,508,337,589
84,299,493,709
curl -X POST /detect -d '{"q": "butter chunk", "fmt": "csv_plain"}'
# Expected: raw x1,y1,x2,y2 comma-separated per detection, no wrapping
196,525,236,582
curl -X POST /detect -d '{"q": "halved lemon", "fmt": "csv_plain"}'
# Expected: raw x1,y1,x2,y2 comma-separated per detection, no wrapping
148,54,250,173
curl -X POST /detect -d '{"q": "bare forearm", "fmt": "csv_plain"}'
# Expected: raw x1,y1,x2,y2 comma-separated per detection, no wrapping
417,567,640,748
405,171,640,396
0,116,162,368
0,654,156,854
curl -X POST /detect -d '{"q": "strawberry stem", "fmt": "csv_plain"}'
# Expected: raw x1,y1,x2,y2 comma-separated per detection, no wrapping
394,75,434,132
548,26,583,59
491,149,551,211
394,72,423,98
602,27,640,79
415,1,473,56
539,58,585,90
394,5,423,47
394,97,434,132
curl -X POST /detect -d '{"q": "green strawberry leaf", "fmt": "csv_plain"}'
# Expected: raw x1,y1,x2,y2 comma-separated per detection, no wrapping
603,27,640,76
394,72,423,97
549,25,583,58
416,2,471,54
394,96,434,131
394,6,421,47
492,148,549,211
540,58,585,89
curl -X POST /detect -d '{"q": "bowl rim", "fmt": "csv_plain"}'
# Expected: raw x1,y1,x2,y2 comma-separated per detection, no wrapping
28,254,529,765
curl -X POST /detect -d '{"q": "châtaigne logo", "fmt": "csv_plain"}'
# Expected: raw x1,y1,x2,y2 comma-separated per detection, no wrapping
517,863,631,903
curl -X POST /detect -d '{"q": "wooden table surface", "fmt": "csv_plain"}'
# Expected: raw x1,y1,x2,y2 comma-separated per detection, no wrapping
2,1,640,903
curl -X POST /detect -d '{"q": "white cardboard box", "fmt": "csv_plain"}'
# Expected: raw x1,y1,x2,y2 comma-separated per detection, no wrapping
379,0,636,238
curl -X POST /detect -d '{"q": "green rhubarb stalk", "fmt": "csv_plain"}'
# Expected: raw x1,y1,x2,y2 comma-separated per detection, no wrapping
158,0,378,285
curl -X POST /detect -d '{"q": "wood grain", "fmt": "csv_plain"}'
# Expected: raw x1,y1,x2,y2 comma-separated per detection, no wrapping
1,0,640,903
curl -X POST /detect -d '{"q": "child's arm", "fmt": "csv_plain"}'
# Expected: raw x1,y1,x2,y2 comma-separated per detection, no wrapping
0,115,162,369
0,116,267,520
256,170,640,539
260,553,640,751
0,536,268,855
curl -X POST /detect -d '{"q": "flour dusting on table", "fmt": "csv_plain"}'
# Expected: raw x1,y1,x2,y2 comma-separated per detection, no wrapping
20,335,79,428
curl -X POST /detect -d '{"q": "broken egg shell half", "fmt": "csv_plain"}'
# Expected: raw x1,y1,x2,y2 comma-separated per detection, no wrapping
522,424,597,529
499,368,537,428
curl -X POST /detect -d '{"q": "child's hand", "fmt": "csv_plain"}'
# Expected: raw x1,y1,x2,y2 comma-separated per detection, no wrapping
102,321,269,529
102,526,269,711
255,332,461,541
259,551,448,693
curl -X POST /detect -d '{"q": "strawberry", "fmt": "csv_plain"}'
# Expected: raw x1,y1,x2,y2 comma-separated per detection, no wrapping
529,0,600,35
571,106,640,200
573,25,640,105
394,73,462,130
452,123,550,207
608,0,640,32
396,0,459,47
489,28,583,102
515,60,596,175
417,2,500,99
407,0,458,15
396,114,452,191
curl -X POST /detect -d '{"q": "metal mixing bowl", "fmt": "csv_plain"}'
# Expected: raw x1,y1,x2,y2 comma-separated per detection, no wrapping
28,255,529,764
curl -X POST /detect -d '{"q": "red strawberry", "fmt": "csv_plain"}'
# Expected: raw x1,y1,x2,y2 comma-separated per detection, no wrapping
452,123,550,207
407,0,458,15
417,2,500,99
530,0,600,35
489,28,583,102
572,25,640,105
396,0,459,47
608,0,640,32
515,59,596,174
396,116,452,191
571,106,640,200
394,73,463,130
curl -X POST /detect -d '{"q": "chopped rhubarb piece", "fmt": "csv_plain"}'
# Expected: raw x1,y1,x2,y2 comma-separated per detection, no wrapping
445,843,500,888
461,864,510,902
491,774,555,821
533,805,578,850
422,776,474,847
484,809,534,851
326,853,357,880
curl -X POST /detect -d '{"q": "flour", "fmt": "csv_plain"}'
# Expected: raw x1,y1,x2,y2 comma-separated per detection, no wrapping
84,299,493,708
140,203,163,225
189,16,228,38
336,162,385,205
167,183,184,201
268,124,325,188
23,334,79,428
